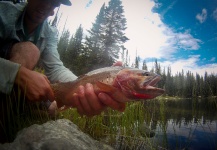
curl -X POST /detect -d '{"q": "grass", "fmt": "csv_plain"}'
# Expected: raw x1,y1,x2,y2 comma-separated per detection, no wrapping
1,94,217,149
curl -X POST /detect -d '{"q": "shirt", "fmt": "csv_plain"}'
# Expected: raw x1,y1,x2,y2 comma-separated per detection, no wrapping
0,2,77,94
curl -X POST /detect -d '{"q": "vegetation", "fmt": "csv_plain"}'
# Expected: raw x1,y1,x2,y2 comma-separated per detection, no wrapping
54,0,217,98
141,59,217,98
6,0,217,99
57,0,128,74
1,0,217,149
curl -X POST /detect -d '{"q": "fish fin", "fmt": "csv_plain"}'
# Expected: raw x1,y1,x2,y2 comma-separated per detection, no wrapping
96,81,129,102
95,81,117,93
77,74,87,79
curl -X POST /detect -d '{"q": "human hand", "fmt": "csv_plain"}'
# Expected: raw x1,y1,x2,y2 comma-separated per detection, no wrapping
61,83,125,117
58,61,125,117
15,66,54,102
112,61,122,66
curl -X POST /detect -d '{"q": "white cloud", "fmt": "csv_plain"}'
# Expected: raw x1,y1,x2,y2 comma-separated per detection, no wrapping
212,8,217,22
55,0,216,75
122,0,202,61
160,0,177,19
153,55,200,74
56,0,110,35
196,8,207,23
174,31,202,50
145,55,217,76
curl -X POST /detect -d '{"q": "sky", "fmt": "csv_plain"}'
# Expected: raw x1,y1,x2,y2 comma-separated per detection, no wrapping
55,0,217,76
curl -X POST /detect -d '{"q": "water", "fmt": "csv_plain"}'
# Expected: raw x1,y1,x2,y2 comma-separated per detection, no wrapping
147,98,217,150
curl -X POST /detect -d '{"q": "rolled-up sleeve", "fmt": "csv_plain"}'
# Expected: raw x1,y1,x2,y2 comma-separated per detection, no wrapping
0,58,20,94
40,28,77,83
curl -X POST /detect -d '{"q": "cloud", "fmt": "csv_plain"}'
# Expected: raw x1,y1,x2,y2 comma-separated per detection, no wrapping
196,8,207,23
174,31,202,50
56,0,216,76
160,0,177,18
158,55,201,74
210,57,216,62
122,0,202,62
146,55,217,76
212,8,217,22
57,0,110,35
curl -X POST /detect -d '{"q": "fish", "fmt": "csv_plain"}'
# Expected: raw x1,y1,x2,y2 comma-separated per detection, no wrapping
51,66,165,104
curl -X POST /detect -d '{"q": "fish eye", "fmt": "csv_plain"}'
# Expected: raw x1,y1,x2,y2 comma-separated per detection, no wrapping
142,72,150,76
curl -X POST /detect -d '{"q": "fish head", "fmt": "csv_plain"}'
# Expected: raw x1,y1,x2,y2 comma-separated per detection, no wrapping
115,68,165,100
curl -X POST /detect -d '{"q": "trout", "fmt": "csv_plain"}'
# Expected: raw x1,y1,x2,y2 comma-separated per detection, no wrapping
51,66,165,104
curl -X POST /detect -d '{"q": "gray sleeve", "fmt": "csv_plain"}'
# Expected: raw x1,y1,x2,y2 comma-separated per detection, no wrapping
40,31,77,83
0,58,20,94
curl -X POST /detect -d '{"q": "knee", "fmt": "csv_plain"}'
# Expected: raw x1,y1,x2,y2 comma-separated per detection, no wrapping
10,42,40,70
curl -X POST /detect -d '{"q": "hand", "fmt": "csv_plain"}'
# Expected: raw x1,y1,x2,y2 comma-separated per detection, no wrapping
112,61,122,66
62,83,125,117
60,61,125,117
15,66,54,102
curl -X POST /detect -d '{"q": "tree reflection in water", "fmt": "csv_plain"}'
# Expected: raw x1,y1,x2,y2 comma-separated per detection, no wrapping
143,98,217,150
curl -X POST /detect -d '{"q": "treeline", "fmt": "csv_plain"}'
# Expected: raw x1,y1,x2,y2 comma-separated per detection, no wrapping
56,0,128,75
7,0,217,98
54,0,217,98
140,59,217,98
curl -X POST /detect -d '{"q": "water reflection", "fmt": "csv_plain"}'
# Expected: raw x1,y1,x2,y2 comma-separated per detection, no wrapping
146,98,217,150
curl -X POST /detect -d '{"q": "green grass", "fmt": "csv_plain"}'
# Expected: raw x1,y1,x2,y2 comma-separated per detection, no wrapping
1,95,217,149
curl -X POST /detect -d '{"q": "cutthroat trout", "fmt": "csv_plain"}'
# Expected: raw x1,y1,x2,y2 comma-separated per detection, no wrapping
51,66,165,103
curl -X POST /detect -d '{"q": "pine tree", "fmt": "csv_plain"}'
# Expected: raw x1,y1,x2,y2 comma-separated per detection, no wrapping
165,66,173,96
51,7,61,27
102,0,128,66
154,59,161,75
65,25,84,75
85,4,107,70
135,56,140,68
142,60,148,70
85,0,128,68
57,29,70,63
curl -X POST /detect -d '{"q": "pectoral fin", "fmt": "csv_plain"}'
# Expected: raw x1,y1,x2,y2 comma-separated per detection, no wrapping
96,81,129,102
95,81,117,93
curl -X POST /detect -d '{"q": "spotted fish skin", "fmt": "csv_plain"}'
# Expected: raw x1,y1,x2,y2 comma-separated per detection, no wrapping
51,66,165,104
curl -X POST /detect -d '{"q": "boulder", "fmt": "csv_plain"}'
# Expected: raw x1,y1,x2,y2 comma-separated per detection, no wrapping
0,119,114,150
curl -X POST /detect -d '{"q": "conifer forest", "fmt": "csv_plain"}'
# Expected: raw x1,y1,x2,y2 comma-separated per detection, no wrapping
7,0,217,98
54,0,217,98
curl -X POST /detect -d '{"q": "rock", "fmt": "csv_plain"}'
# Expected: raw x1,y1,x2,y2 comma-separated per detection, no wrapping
0,119,114,150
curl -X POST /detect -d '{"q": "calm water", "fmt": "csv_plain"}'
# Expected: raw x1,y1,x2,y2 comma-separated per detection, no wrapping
148,98,217,150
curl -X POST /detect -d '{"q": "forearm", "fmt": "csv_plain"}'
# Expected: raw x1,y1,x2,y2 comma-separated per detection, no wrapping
0,58,20,94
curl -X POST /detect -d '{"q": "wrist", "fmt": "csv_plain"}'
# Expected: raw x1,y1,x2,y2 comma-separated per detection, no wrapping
15,66,29,86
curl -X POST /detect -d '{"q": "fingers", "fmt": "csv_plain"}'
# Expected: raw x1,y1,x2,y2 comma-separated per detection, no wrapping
77,85,92,116
43,75,54,102
63,83,125,117
112,61,122,66
70,84,106,117
85,83,106,114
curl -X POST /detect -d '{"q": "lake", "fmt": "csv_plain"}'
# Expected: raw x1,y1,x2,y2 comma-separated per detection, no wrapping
155,98,217,150
111,98,217,150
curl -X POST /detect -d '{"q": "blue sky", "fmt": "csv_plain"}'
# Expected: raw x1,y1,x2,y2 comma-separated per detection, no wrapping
57,0,217,76
153,0,217,66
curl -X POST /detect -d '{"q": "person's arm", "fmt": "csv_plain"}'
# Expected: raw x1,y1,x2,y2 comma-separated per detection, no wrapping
0,58,20,94
40,28,77,83
14,65,55,102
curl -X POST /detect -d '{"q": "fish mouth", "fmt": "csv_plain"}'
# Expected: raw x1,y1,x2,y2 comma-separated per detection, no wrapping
146,75,161,87
142,75,165,96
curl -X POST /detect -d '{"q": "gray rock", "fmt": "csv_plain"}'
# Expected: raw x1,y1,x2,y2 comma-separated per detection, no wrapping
0,119,114,150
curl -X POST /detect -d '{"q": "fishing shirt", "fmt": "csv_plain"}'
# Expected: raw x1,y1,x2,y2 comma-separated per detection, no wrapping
0,2,77,94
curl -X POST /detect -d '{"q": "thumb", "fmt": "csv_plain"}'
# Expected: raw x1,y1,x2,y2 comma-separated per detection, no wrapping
43,76,54,102
47,86,55,102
